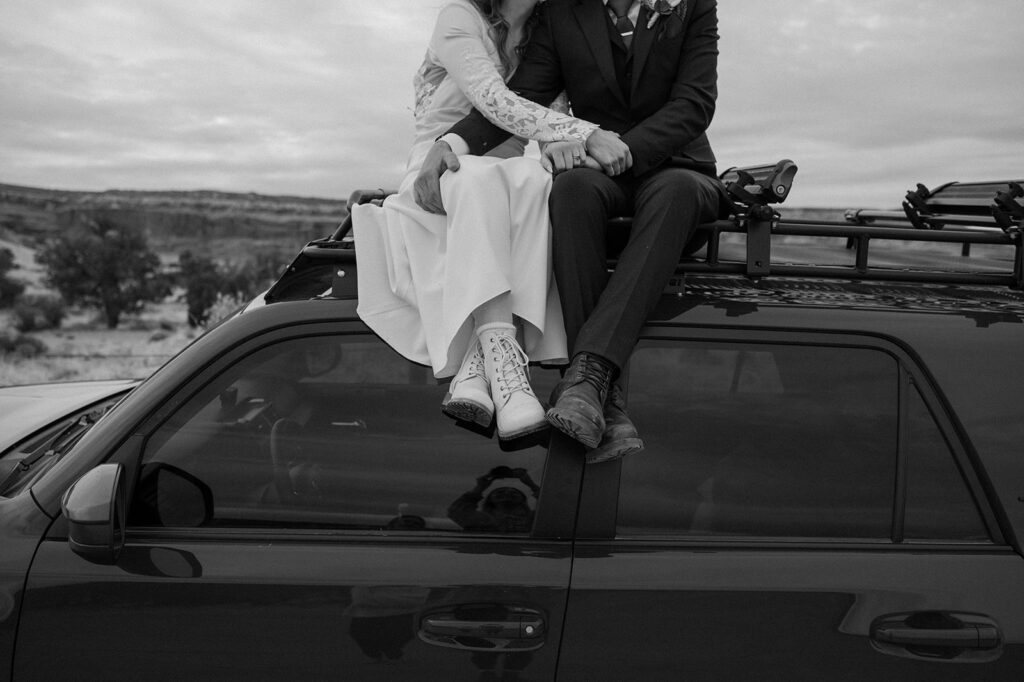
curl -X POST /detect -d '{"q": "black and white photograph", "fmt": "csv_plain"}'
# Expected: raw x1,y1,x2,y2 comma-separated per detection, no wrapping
1,1,1022,679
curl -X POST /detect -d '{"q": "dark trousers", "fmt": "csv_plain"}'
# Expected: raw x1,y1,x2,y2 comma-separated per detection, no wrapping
549,166,724,370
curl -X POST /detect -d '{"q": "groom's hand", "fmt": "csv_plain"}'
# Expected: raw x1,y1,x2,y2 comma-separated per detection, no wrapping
585,129,632,176
540,140,587,174
414,140,461,214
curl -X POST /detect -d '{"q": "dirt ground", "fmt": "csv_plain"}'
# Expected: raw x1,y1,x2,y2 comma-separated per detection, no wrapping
0,300,200,385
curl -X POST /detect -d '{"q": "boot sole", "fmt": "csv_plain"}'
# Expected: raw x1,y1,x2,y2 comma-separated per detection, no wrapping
586,437,644,464
498,418,549,442
546,409,602,449
441,394,494,428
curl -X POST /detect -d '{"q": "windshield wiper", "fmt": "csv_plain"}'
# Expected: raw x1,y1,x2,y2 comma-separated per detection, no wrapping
0,408,106,495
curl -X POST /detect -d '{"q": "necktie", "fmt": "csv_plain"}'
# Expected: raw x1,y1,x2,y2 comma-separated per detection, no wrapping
609,0,634,49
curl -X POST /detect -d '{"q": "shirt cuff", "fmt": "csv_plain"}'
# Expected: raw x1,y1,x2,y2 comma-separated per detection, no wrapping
439,133,470,156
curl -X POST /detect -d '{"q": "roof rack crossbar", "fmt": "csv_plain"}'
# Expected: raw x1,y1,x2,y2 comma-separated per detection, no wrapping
270,167,1023,302
849,180,1024,234
676,216,1022,289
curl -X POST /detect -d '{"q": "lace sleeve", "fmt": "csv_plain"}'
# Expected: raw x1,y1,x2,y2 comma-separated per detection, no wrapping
430,3,598,144
538,92,576,154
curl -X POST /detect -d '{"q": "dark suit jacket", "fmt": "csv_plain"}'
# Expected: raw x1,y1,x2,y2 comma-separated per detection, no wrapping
447,0,719,178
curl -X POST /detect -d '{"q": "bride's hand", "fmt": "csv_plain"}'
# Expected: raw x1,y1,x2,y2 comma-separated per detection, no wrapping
540,140,588,174
414,140,460,214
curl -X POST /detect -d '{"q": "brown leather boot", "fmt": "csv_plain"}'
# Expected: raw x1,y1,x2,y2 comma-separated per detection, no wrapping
586,383,644,464
546,353,615,449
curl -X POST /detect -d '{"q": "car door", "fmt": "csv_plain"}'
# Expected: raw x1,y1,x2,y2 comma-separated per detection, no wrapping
15,328,580,681
557,330,1024,681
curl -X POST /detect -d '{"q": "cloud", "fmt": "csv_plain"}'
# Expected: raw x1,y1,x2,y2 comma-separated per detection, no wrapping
712,0,1024,206
0,0,1021,206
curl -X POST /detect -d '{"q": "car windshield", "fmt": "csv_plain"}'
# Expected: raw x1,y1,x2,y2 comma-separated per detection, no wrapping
0,402,119,498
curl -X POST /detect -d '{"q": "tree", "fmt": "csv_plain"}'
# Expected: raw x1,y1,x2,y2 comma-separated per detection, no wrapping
177,249,288,328
178,250,224,327
0,246,26,308
37,218,167,328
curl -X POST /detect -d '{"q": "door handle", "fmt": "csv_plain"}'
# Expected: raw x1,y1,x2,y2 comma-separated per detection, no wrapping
870,612,1002,663
419,604,546,652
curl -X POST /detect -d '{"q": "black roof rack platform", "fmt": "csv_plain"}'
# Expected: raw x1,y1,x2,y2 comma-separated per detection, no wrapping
266,164,1023,303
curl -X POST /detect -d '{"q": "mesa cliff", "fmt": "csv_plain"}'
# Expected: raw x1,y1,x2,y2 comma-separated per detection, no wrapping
0,182,349,256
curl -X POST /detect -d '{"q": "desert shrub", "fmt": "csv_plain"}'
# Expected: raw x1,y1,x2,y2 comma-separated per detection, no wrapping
178,250,224,327
222,249,289,299
0,330,47,358
11,294,66,332
205,292,249,328
37,218,168,328
178,249,287,327
0,247,25,308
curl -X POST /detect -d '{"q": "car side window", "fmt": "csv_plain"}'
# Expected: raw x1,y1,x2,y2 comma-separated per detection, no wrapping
128,334,554,535
903,383,988,541
617,339,987,541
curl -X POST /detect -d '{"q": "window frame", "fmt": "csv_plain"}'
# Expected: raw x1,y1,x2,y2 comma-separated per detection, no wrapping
577,326,1005,547
109,322,584,543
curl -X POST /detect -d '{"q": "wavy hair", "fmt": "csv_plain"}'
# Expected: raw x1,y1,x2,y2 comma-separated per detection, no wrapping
467,0,543,74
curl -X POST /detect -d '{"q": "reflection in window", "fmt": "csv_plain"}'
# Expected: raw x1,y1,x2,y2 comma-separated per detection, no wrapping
618,341,898,539
130,335,553,535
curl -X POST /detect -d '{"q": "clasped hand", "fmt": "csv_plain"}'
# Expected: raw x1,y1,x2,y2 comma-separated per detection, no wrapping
540,140,599,174
412,129,633,214
585,129,632,176
542,131,632,176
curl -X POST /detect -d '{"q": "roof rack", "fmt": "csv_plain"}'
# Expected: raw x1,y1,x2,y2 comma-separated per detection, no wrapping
846,180,1024,233
265,163,1022,303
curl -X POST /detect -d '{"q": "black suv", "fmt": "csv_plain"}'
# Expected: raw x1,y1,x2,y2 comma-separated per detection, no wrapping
1,167,1022,681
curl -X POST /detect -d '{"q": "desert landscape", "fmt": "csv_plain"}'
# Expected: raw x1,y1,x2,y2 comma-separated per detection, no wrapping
5,180,1011,388
0,182,348,384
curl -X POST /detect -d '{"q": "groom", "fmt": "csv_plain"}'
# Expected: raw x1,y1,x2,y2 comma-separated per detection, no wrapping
415,0,728,462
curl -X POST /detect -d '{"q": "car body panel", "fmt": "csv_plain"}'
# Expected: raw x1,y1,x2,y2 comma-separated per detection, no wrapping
558,545,1024,681
565,315,1024,679
7,313,582,681
16,533,572,680
2,268,1022,680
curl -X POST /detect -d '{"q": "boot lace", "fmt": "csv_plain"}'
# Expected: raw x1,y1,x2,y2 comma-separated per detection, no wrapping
575,355,613,394
466,342,487,379
492,335,534,400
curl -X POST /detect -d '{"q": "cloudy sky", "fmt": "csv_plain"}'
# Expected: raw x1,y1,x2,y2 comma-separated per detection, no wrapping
1,0,1021,207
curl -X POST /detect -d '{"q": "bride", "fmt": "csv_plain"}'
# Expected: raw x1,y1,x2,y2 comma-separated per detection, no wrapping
352,0,602,442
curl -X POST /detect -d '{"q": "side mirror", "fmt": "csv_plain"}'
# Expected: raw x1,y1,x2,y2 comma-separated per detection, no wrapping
60,463,126,564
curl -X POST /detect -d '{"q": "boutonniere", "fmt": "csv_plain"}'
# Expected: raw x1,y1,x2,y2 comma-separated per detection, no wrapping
642,0,687,29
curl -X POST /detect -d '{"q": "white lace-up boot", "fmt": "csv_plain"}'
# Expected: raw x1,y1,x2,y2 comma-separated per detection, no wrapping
477,323,548,441
442,340,494,428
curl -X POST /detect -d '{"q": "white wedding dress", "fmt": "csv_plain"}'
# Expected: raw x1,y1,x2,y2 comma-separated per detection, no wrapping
352,0,597,378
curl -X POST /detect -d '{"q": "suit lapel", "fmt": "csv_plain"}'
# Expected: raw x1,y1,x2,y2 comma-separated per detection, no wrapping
572,0,628,107
630,5,657,94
